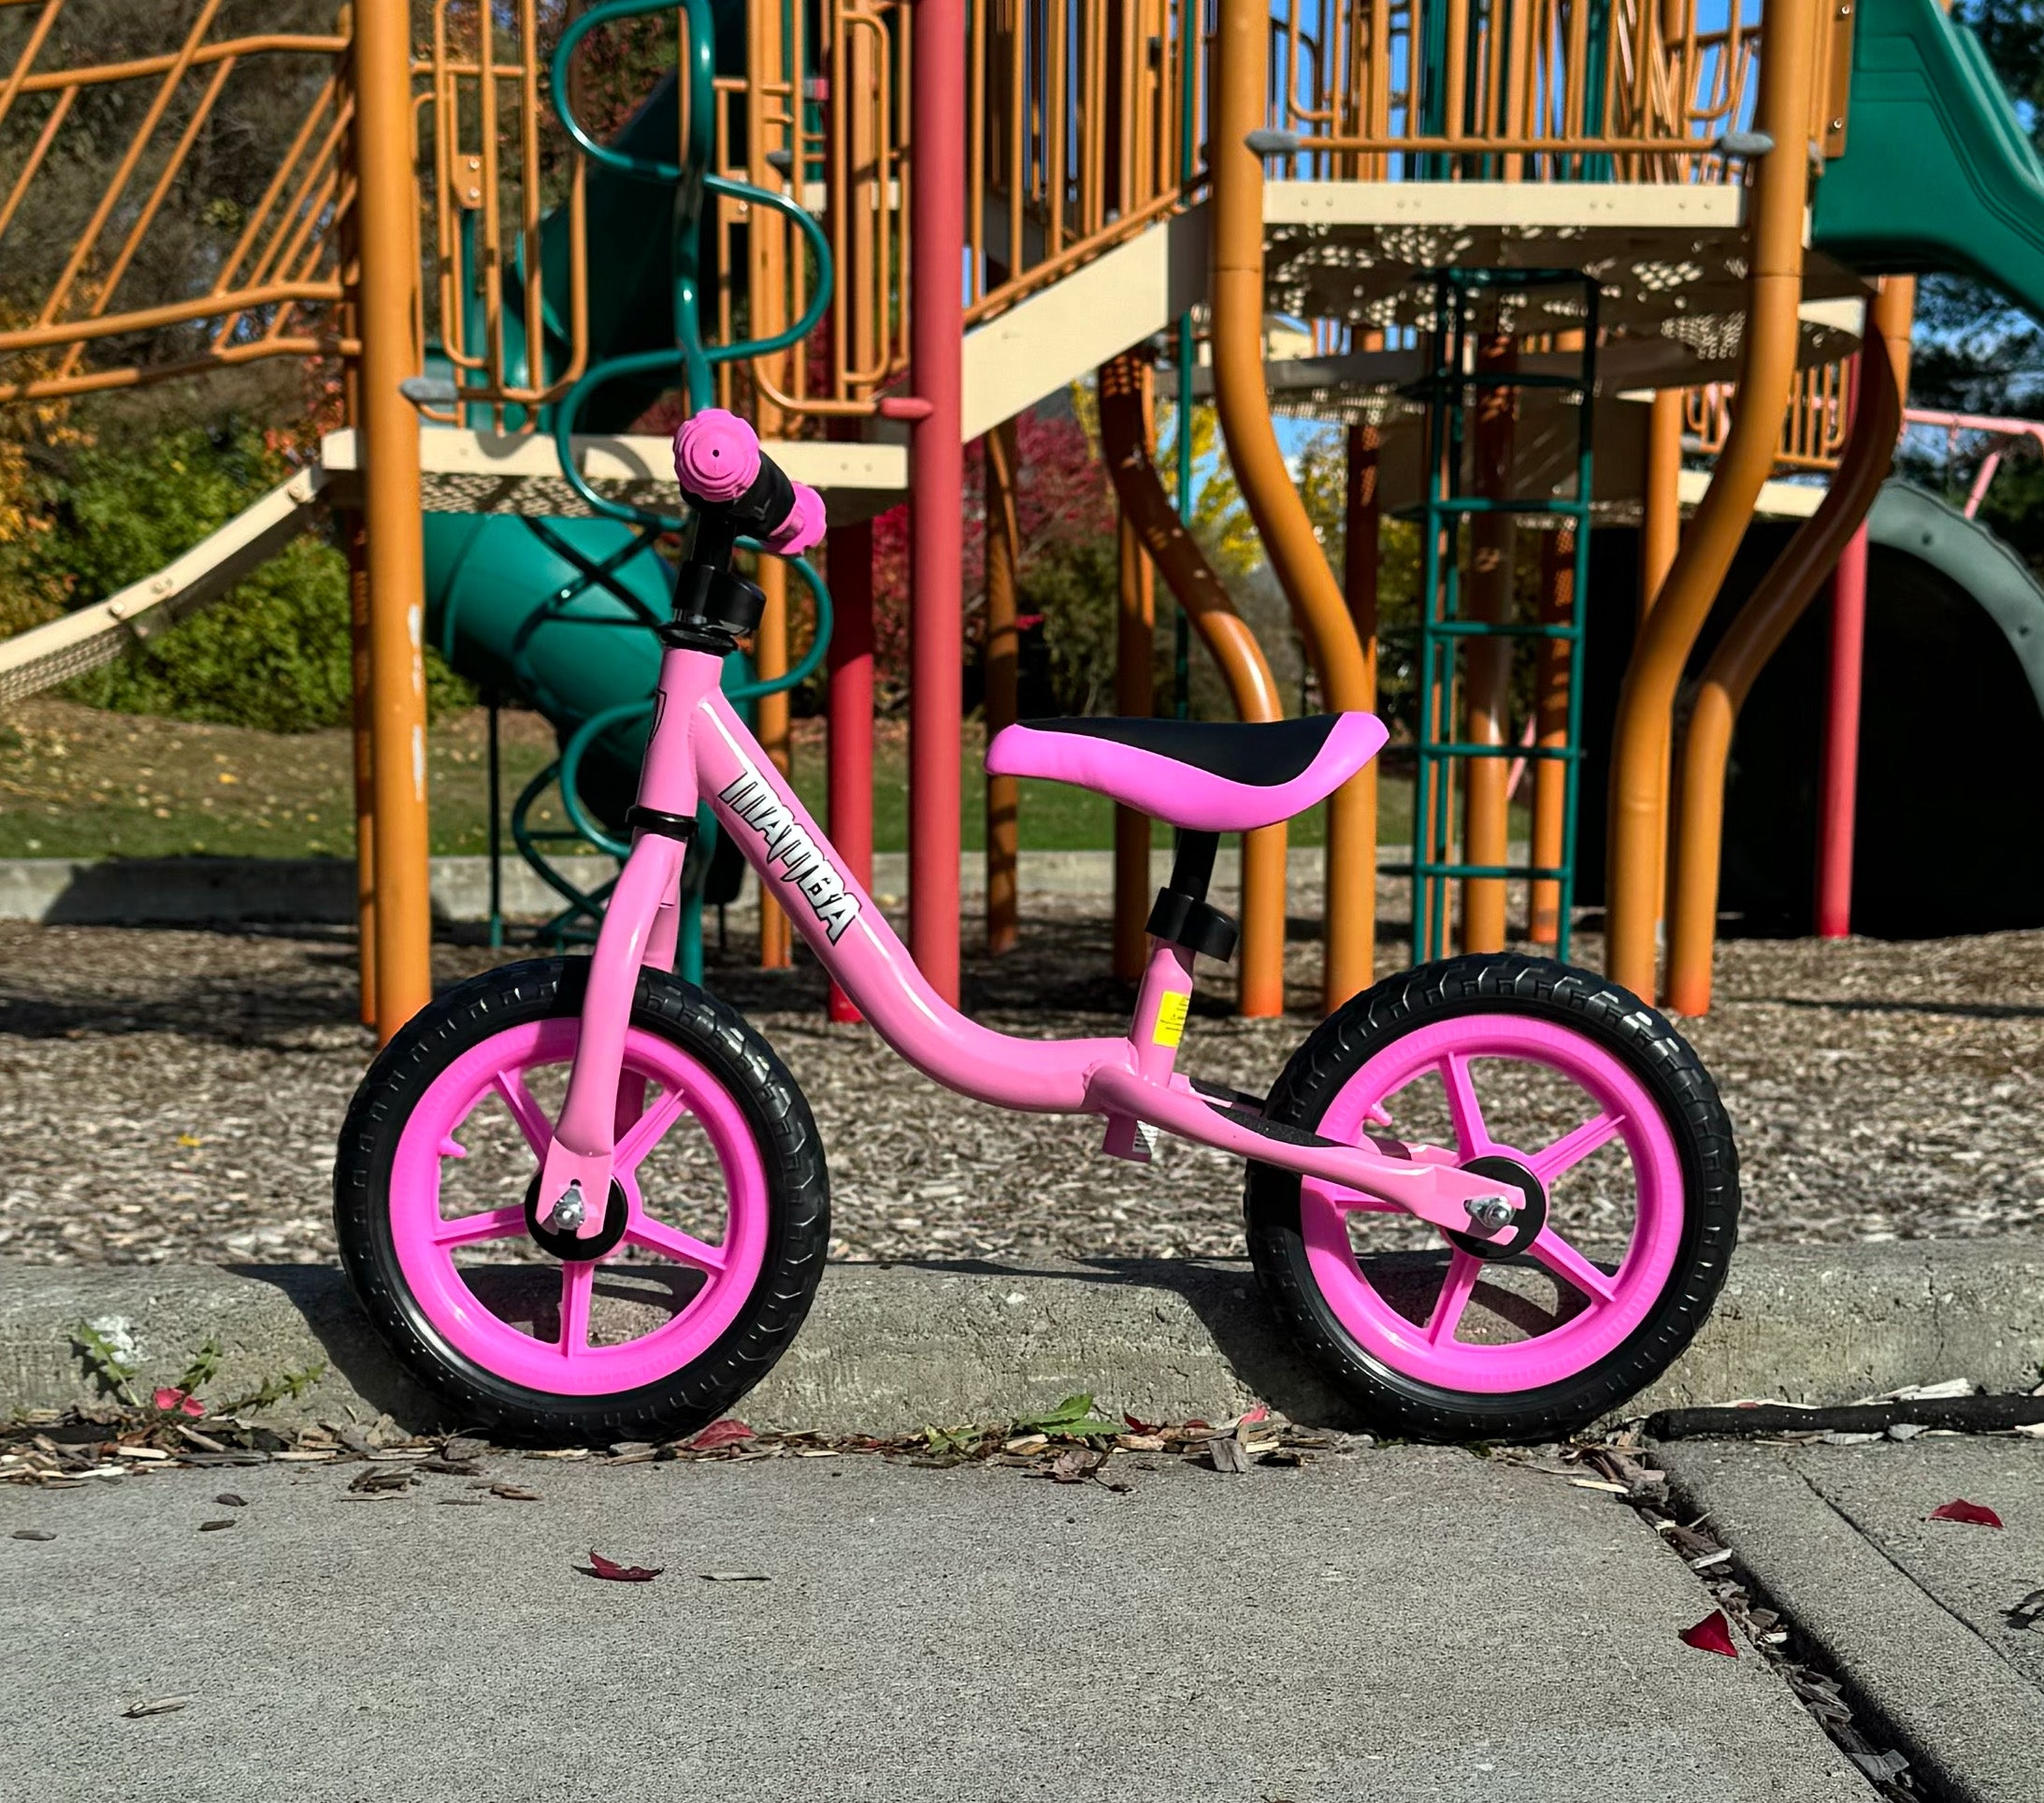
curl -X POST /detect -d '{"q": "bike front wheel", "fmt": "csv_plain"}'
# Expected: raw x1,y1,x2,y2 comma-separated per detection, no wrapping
335,958,829,1443
1245,954,1738,1441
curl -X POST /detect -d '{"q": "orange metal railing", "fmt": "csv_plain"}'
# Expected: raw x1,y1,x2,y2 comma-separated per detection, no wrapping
1264,0,1837,184
1687,359,1855,474
0,0,353,404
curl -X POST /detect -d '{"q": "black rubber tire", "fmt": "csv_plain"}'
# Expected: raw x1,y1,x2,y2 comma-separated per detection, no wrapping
334,957,829,1444
1244,953,1739,1442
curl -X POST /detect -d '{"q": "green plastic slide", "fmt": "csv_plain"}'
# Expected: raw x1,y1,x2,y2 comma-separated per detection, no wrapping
1812,0,2044,313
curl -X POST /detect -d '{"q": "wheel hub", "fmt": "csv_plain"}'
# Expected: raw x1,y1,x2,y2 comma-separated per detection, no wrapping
1444,1153,1547,1261
524,1175,630,1262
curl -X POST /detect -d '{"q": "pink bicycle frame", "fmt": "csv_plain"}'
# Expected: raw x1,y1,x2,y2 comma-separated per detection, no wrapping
532,644,1531,1243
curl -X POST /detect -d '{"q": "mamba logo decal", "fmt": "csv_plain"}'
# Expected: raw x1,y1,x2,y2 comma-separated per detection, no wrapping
718,765,863,943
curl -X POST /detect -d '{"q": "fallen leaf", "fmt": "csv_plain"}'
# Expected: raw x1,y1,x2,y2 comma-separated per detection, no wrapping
489,1483,541,1502
11,1528,54,1541
687,1419,755,1451
1677,1610,1738,1658
584,1550,662,1582
1929,1499,2004,1528
1122,1412,1161,1435
198,1519,236,1533
213,1493,246,1508
1235,1404,1271,1428
700,1571,770,1582
1051,1448,1098,1484
151,1388,205,1419
123,1695,194,1718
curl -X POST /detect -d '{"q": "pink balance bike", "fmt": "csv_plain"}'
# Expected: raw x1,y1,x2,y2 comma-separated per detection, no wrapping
336,411,1740,1444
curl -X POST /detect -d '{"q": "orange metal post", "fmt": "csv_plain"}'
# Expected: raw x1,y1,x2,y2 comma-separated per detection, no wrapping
1529,522,1574,945
1639,385,1686,935
1663,278,1913,1016
1640,390,1685,620
1603,0,1819,1002
1343,420,1382,986
353,0,433,1041
1461,334,1517,952
1099,352,1288,1017
985,418,1021,955
344,508,377,1027
1112,363,1158,984
1212,0,1374,1011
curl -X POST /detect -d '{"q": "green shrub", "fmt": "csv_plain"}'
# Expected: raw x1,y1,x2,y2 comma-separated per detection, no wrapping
43,422,469,730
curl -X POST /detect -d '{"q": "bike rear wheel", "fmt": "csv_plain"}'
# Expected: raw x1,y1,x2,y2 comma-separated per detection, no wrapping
335,958,828,1443
1244,954,1738,1441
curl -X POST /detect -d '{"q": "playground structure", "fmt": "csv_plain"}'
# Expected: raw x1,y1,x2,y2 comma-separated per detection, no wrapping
7,0,2044,1041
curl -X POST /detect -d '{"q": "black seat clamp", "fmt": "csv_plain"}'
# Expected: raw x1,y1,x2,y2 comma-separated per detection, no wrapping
625,804,699,844
1147,888,1239,964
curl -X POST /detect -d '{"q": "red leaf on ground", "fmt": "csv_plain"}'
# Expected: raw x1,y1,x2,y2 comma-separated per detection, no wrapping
1929,1499,2004,1528
584,1550,662,1582
686,1418,754,1450
1677,1610,1738,1657
1122,1413,1160,1435
1237,1404,1271,1427
151,1388,205,1419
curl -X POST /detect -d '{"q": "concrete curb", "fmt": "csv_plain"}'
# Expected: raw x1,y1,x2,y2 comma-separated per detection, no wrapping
0,848,1333,925
5,1241,2040,1434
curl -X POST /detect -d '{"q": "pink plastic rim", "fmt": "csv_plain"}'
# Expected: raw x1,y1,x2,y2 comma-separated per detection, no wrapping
673,408,761,504
388,1017,770,1397
1299,1014,1685,1394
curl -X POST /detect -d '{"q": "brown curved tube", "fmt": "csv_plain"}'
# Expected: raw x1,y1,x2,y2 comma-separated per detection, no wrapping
1663,278,1914,1016
1099,351,1288,1018
1602,0,1820,1002
1211,0,1375,1010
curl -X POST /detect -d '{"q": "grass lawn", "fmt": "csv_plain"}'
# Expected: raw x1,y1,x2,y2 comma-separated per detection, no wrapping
0,700,1490,860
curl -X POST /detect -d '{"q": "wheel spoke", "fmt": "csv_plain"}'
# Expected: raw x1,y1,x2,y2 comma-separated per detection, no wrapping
558,1262,594,1355
614,1087,692,1176
624,1216,727,1273
1426,1250,1484,1346
1440,1054,1490,1158
431,1204,527,1248
493,1072,553,1157
1530,1112,1625,1188
1530,1227,1619,1305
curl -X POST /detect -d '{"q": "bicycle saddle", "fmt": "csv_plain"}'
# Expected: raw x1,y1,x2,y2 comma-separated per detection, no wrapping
986,713,1388,833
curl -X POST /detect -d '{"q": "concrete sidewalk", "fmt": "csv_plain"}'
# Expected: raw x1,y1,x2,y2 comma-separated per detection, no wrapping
6,1242,2044,1435
0,1446,1858,1802
1659,1437,2044,1803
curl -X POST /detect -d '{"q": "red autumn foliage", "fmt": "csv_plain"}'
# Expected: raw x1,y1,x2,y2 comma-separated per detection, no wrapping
687,1417,756,1450
1677,1609,1738,1657
865,411,1117,706
1928,1498,2004,1528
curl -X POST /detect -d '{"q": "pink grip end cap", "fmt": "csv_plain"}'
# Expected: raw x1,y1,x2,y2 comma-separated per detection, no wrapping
673,409,761,504
765,482,827,557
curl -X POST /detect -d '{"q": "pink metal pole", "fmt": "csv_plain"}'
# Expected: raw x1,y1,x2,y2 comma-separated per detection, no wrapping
827,517,875,1023
907,0,966,1004
1815,520,1867,939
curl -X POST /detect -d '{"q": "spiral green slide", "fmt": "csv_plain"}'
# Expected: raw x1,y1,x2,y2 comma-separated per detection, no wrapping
420,0,831,973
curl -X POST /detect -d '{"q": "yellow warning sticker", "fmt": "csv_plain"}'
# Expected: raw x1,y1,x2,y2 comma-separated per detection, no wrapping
1152,989,1190,1047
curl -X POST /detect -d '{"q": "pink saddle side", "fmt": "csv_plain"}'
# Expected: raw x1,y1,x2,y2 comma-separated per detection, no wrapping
986,713,1389,833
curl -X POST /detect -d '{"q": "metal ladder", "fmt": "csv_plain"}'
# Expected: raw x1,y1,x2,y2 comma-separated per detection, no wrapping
1403,266,1597,964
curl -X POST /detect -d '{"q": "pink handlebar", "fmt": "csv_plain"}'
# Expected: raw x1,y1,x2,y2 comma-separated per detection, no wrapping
766,482,827,557
671,409,828,556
